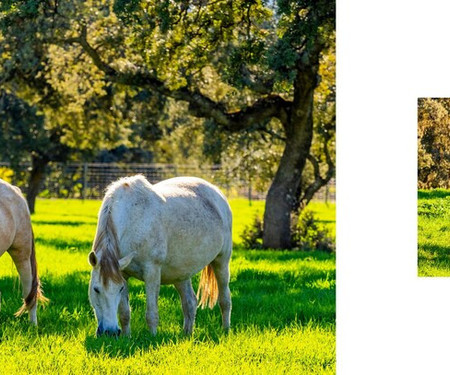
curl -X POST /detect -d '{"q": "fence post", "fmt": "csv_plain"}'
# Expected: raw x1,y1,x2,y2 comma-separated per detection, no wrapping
248,179,252,206
82,163,88,200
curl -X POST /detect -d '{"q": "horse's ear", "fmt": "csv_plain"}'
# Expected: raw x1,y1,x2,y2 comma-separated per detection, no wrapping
88,251,98,268
119,252,135,271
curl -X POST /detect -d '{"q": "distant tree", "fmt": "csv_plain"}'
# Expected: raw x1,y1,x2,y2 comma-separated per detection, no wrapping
0,91,73,213
418,98,450,188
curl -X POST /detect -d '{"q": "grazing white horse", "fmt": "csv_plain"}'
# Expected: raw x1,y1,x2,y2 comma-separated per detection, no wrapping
88,175,232,336
0,179,47,324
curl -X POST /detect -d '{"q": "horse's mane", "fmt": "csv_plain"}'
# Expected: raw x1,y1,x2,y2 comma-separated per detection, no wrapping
92,187,123,285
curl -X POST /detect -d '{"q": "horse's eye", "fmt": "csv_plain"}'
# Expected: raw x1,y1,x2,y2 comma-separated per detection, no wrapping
119,286,124,293
94,287,100,294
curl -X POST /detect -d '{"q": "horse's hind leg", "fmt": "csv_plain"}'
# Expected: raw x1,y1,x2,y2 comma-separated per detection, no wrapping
8,246,37,325
174,279,197,335
211,252,232,331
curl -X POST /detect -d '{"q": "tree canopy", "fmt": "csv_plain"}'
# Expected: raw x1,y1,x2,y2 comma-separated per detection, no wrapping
0,0,335,248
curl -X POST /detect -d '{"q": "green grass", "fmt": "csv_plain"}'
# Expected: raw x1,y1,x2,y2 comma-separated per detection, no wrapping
418,189,450,276
0,198,335,374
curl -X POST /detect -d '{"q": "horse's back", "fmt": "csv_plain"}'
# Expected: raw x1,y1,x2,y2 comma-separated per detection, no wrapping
0,179,31,254
111,175,231,235
155,176,232,231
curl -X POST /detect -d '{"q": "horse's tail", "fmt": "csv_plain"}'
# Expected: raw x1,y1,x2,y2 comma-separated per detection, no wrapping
196,264,218,309
15,230,48,317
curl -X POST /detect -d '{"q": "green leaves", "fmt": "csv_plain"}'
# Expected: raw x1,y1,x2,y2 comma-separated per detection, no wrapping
113,0,141,25
0,0,40,18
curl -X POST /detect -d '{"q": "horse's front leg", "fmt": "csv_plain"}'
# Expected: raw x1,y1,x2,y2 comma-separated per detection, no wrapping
118,279,131,336
143,265,161,335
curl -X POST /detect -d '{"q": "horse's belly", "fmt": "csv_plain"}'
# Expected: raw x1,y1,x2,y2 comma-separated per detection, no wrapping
160,237,223,284
160,267,198,284
0,217,15,254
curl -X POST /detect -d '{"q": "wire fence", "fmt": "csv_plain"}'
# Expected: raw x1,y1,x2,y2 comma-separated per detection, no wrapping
0,162,335,203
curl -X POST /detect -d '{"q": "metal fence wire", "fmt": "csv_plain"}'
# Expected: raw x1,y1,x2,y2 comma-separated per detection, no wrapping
0,162,335,202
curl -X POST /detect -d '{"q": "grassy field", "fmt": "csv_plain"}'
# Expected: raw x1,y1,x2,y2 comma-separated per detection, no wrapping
0,198,335,374
418,189,450,276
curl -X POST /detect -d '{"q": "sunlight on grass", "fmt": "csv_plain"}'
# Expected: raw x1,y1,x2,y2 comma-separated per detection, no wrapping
0,198,335,374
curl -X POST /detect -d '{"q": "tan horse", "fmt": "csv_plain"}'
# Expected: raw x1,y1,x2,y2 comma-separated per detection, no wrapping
0,179,47,324
88,175,232,336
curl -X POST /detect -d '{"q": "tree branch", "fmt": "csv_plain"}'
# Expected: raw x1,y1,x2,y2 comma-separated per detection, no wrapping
260,127,286,142
295,119,335,210
59,26,290,132
77,25,117,78
298,153,334,209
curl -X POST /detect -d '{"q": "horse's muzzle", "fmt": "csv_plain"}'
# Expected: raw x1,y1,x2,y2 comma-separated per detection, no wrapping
96,326,121,337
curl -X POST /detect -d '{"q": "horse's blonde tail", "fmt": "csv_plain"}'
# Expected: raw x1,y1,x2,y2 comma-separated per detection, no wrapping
15,231,48,317
196,264,218,309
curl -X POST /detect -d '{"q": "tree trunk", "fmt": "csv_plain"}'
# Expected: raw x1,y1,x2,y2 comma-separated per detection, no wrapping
262,48,320,249
26,155,48,214
262,110,314,248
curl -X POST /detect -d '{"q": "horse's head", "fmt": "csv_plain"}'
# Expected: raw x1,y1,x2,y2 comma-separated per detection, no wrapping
87,251,134,337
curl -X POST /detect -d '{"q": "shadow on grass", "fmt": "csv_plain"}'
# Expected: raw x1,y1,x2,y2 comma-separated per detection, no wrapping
231,249,335,262
83,331,192,357
33,220,92,227
418,244,450,266
0,272,92,328
230,267,335,327
59,212,99,219
418,189,450,200
0,251,335,358
35,237,92,252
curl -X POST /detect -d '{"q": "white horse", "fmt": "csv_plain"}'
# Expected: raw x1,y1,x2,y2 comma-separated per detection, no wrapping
0,179,47,324
88,175,232,336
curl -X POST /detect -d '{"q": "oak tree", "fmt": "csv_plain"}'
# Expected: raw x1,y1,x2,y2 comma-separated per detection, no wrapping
0,0,335,248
